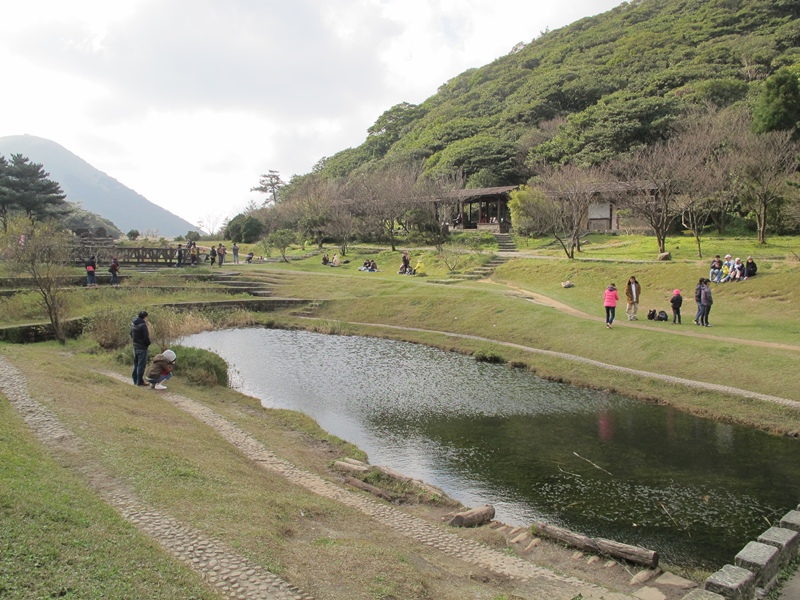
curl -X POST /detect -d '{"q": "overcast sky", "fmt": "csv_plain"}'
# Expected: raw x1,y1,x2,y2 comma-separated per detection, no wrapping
1,0,622,229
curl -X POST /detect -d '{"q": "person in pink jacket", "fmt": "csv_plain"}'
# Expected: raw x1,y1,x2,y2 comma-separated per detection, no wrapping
603,283,619,329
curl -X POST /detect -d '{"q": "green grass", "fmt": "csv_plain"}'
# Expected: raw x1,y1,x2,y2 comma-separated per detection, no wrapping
0,397,216,599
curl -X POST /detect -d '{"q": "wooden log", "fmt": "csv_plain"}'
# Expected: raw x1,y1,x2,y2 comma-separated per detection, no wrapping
373,465,447,497
333,460,369,475
534,522,599,553
344,477,392,501
447,505,495,528
533,521,658,568
596,538,658,569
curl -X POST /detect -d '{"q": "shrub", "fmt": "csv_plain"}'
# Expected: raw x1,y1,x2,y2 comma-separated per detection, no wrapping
171,345,229,387
473,349,506,364
86,308,131,349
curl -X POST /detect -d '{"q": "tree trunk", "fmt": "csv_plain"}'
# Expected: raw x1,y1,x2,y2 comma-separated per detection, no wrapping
533,521,658,568
446,505,495,528
344,476,393,501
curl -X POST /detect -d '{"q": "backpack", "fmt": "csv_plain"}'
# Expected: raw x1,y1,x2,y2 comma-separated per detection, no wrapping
656,310,669,321
647,309,656,320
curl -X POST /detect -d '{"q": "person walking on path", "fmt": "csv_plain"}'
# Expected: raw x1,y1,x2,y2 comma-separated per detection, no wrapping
232,243,239,264
145,349,176,390
109,257,120,287
217,244,225,267
700,280,714,327
625,276,641,321
208,245,216,266
603,282,619,329
670,289,683,324
189,242,198,266
130,310,151,386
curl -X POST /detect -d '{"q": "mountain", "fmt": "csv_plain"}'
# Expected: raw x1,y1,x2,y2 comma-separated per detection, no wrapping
0,135,196,237
311,0,800,187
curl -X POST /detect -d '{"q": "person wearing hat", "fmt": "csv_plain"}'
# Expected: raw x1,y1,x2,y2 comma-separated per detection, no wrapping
145,349,177,390
670,289,683,324
720,254,734,282
130,310,151,386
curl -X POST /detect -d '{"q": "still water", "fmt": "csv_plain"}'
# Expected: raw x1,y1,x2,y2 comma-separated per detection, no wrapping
183,327,800,570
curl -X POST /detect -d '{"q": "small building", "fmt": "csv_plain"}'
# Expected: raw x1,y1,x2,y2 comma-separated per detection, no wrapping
445,186,518,233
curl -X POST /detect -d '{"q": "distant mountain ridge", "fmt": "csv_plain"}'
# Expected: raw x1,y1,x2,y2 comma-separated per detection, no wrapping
0,135,196,237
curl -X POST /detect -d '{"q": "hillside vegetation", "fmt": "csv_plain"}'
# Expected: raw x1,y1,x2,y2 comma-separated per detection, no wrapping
311,0,800,185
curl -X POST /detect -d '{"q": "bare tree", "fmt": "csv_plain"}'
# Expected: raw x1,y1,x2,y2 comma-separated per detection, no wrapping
670,107,737,258
352,161,424,251
197,212,224,237
1,217,74,344
732,126,799,244
610,140,688,255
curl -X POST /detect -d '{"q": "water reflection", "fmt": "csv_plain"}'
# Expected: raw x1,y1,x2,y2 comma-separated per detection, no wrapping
183,327,800,570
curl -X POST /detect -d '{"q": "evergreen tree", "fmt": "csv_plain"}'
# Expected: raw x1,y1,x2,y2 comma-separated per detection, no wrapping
752,68,800,135
4,154,67,223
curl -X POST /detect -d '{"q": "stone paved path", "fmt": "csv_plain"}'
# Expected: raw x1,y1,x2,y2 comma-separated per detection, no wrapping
0,354,313,600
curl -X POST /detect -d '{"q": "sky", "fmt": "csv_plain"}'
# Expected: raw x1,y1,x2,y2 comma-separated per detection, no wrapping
1,0,622,230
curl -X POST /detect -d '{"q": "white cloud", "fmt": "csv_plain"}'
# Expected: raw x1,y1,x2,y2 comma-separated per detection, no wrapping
0,0,622,227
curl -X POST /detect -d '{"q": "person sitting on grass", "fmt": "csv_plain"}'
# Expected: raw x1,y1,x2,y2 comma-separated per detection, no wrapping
744,256,757,279
145,349,176,390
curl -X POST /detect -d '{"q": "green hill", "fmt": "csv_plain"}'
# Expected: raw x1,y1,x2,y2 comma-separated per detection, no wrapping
0,135,196,238
312,0,800,186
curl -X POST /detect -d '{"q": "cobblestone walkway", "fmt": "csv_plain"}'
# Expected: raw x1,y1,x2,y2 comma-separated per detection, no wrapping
0,354,313,600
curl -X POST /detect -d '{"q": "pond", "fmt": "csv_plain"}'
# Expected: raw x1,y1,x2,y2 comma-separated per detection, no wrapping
183,327,800,570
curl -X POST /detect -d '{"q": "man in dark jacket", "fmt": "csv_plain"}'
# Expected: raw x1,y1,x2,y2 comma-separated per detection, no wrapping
131,310,151,386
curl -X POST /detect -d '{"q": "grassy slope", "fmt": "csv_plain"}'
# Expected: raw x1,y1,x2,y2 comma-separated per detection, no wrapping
2,234,799,597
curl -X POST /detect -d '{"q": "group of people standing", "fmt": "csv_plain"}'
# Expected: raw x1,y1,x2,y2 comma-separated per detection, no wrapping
176,242,240,267
603,275,685,328
175,242,200,267
603,273,716,328
84,255,120,287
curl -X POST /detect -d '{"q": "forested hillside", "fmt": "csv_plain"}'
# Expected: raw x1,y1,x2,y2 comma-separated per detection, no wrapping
310,0,800,187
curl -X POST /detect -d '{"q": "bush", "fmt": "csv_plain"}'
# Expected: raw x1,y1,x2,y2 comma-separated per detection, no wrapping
473,349,506,364
86,308,131,349
171,345,229,387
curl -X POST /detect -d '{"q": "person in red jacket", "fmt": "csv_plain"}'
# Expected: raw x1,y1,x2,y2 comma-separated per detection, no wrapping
603,283,619,329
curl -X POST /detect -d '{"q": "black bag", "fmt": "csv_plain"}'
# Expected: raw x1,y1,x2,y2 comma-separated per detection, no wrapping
656,310,669,321
647,309,656,320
